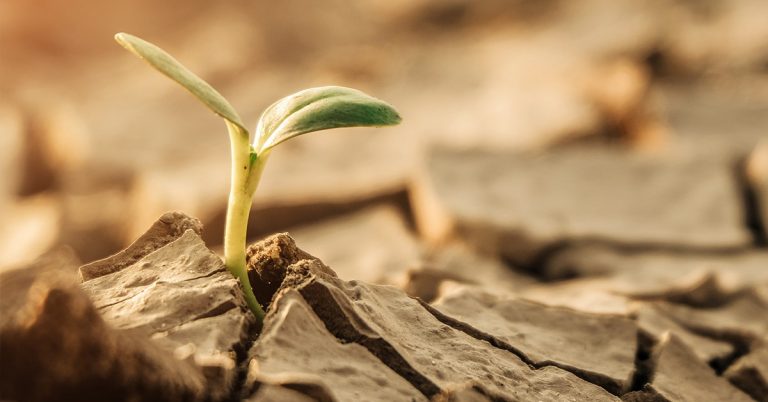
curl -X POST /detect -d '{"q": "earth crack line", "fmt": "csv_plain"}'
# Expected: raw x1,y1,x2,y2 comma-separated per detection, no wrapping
419,299,629,396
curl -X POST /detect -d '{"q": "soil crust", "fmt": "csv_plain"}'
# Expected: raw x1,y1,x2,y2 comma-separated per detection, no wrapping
3,212,765,402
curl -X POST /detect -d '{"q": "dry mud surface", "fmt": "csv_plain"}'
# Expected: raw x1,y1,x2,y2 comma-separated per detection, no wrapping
3,1,768,401
2,212,767,402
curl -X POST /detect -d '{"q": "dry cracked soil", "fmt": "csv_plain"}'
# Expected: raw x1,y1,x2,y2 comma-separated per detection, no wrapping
2,3,768,400
2,209,767,402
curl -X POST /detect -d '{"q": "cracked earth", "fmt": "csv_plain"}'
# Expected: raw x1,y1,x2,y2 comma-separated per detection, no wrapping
3,206,766,401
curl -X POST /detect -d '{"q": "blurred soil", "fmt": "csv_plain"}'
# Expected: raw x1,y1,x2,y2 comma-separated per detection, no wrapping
2,0,767,266
1,0,768,401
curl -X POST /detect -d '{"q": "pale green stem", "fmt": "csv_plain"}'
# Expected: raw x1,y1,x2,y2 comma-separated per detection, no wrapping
224,121,265,321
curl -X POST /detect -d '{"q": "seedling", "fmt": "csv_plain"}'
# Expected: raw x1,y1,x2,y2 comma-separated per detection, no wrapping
115,33,401,321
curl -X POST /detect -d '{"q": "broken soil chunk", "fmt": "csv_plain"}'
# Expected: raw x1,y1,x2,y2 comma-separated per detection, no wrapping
520,247,768,317
82,230,241,332
79,211,203,281
405,243,535,302
247,288,427,402
636,304,734,364
521,278,634,316
246,232,336,308
81,215,254,401
544,245,768,302
724,341,768,402
432,288,637,394
275,261,620,400
631,333,753,402
411,147,751,268
656,291,768,343
0,251,206,402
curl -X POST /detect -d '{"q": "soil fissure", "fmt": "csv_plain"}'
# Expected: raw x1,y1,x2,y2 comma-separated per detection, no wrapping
224,310,261,402
419,299,630,396
295,279,442,398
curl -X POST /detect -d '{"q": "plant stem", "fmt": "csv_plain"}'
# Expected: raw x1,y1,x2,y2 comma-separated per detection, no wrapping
224,121,265,321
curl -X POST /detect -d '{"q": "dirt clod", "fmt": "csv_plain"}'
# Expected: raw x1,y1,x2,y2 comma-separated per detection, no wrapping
0,250,206,402
79,211,202,281
246,232,334,308
629,333,754,402
246,239,621,401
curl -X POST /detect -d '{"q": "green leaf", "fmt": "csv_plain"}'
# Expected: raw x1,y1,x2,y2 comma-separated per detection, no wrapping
255,86,401,152
114,32,247,133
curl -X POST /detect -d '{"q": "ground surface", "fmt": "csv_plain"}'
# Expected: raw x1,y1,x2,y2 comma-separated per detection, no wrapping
1,211,766,401
1,1,768,401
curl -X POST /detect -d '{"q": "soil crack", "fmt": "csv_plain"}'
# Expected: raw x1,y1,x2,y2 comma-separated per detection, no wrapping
628,331,657,393
297,279,442,398
419,299,630,396
180,267,228,283
191,300,237,321
653,307,752,374
94,292,145,310
224,308,261,402
520,237,757,282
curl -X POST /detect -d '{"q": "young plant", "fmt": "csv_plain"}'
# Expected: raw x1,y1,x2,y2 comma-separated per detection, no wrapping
114,33,401,321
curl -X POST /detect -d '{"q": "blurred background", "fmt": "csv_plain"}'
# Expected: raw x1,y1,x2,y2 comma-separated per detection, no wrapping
1,0,767,285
